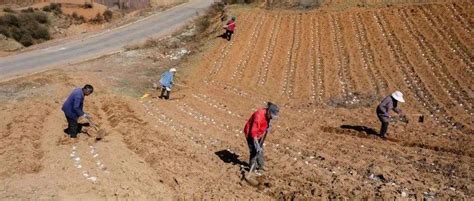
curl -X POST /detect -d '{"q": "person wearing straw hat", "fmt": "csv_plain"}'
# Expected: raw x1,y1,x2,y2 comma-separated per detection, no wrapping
376,91,406,139
158,68,177,100
243,102,279,174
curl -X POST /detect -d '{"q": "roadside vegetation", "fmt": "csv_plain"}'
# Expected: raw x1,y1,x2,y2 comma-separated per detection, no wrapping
0,8,51,46
0,2,114,48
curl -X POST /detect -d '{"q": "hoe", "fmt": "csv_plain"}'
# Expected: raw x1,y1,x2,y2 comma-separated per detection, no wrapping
390,113,424,124
244,132,268,187
80,117,106,141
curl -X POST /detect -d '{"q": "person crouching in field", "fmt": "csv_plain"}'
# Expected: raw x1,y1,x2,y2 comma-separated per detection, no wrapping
62,84,93,138
158,68,176,100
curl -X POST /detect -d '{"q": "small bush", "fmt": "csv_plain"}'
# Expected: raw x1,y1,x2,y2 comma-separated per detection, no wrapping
72,12,79,20
31,12,49,24
51,3,63,15
9,26,23,41
0,11,52,46
0,26,10,37
35,26,50,40
79,15,86,23
50,3,61,11
196,16,210,33
84,2,93,9
3,14,20,27
43,3,62,14
3,7,14,13
90,12,104,24
19,33,33,46
143,38,161,49
21,7,35,13
42,5,51,12
194,2,224,35
103,10,113,22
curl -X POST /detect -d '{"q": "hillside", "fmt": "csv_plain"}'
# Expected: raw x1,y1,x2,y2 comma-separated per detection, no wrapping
0,0,472,199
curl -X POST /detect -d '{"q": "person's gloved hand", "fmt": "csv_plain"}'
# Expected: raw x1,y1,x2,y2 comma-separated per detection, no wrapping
83,113,91,119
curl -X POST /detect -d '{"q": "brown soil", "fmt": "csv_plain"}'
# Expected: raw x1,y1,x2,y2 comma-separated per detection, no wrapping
0,1,472,200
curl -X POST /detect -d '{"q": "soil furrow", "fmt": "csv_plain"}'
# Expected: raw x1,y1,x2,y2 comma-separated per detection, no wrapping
353,12,388,97
397,9,473,118
373,11,456,129
257,13,282,86
420,6,474,77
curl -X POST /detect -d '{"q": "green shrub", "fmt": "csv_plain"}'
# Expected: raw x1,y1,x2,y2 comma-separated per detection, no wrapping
9,26,23,41
43,3,62,14
19,34,33,46
84,2,93,9
0,26,10,37
79,15,86,23
2,14,19,27
0,10,51,46
21,7,35,13
42,5,51,12
50,3,61,11
195,2,224,35
32,25,50,40
31,12,49,24
103,10,113,22
72,12,79,20
90,12,104,24
3,7,14,13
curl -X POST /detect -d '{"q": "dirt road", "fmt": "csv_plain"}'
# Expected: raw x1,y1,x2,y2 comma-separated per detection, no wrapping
0,0,214,79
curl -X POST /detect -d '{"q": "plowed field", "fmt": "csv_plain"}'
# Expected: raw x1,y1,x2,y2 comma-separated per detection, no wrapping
0,1,472,200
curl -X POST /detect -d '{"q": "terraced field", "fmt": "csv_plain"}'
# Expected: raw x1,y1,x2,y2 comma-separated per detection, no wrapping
126,1,473,198
0,1,472,200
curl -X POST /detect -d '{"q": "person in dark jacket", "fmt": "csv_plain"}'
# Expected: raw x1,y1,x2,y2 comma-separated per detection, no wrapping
158,68,176,100
62,84,94,138
243,102,279,174
376,91,405,139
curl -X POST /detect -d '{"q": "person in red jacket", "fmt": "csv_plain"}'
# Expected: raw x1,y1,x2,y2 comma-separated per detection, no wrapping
243,102,279,174
221,16,236,41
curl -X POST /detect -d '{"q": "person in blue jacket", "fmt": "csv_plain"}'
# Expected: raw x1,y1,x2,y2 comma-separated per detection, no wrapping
62,84,94,138
159,68,176,100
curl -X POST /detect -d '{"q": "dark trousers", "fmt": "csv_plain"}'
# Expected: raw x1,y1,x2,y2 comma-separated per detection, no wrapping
159,87,170,100
225,30,233,41
246,136,264,170
66,116,82,138
377,115,389,137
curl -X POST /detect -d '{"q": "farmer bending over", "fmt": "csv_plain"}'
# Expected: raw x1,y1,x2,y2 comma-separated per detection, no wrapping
221,16,236,41
243,102,279,175
376,91,406,139
159,68,177,100
62,84,94,138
